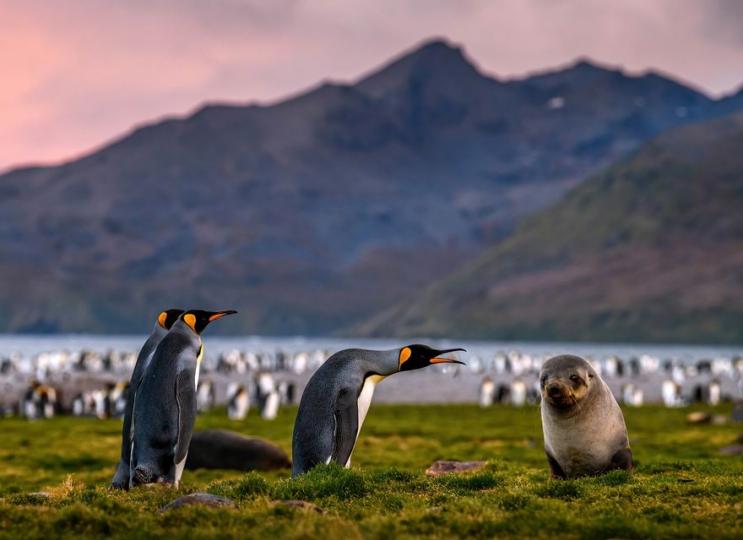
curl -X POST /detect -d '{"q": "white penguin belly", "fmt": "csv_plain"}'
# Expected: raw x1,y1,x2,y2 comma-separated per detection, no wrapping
344,374,385,467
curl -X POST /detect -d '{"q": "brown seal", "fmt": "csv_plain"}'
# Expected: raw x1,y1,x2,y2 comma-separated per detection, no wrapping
539,355,633,478
186,429,290,471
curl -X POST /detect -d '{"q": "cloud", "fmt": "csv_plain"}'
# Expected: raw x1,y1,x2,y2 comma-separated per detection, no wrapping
1,0,742,171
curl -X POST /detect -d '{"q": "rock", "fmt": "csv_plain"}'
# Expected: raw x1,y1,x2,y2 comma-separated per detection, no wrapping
275,500,324,513
686,412,712,424
732,402,743,422
160,493,236,512
425,460,487,476
719,444,743,456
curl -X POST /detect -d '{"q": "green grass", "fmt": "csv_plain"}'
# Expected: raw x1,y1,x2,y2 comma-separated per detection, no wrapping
1,404,741,539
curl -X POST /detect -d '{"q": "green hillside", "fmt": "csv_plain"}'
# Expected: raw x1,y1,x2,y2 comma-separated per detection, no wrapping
357,113,743,343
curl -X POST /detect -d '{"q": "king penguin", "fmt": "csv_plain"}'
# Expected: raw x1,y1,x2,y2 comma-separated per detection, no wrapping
111,308,183,490
291,344,465,477
129,309,236,488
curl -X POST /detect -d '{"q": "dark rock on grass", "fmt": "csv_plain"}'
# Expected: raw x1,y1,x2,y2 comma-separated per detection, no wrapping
10,492,50,505
160,493,236,512
686,412,728,425
425,460,486,476
274,500,324,514
732,402,743,422
186,430,290,471
719,444,743,456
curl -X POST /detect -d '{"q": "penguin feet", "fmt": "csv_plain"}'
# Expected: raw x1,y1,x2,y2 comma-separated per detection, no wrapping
110,462,130,490
131,465,156,487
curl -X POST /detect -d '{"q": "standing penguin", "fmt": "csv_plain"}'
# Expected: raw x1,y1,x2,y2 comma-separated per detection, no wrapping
129,309,236,488
292,344,464,477
227,383,250,421
111,309,183,490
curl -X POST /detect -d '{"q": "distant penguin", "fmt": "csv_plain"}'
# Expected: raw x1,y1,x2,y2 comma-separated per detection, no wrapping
495,383,511,404
130,309,236,488
38,385,57,419
21,382,56,420
628,358,641,377
278,381,296,405
110,381,130,418
622,384,644,406
21,381,42,420
540,355,633,478
708,379,721,406
261,390,281,420
110,308,183,490
92,389,109,419
292,344,464,477
72,393,87,417
662,379,682,407
479,377,495,407
510,378,527,406
196,379,216,413
227,384,250,421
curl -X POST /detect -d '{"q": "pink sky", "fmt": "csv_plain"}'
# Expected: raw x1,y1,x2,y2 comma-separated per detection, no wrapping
2,0,742,172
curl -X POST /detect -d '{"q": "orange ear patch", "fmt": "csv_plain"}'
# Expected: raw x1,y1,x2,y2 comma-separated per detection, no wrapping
158,312,168,328
183,313,197,331
399,347,412,365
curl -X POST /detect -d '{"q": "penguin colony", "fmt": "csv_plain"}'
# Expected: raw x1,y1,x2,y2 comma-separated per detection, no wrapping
0,311,739,485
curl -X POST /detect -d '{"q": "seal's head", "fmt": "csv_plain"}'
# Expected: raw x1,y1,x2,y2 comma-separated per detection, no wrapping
539,355,596,412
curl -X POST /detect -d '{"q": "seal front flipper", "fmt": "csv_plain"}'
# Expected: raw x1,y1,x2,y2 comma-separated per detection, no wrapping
172,368,197,487
610,448,634,472
545,450,566,479
331,387,359,467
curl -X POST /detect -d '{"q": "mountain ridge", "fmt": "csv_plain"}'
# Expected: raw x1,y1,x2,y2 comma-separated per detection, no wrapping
1,38,741,335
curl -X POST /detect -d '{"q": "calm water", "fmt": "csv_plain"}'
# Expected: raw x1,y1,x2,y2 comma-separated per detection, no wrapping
1,334,741,363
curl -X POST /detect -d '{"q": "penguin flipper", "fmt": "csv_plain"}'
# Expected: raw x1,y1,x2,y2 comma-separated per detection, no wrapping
173,369,197,481
330,387,359,467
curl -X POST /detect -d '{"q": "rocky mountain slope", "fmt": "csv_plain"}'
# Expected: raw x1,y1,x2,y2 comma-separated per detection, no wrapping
0,38,739,334
357,113,743,343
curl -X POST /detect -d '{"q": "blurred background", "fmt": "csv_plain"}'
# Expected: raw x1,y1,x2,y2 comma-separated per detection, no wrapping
0,0,742,343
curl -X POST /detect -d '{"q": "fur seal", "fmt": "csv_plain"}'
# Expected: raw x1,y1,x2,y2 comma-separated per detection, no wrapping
185,429,290,471
540,354,633,478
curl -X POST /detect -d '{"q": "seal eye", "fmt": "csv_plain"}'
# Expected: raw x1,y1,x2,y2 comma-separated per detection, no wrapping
569,375,581,383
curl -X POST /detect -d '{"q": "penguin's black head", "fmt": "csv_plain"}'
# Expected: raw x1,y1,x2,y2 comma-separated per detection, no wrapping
181,309,238,335
398,344,466,372
157,308,185,330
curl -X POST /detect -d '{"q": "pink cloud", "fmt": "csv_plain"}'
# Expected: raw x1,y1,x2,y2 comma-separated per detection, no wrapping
1,0,741,171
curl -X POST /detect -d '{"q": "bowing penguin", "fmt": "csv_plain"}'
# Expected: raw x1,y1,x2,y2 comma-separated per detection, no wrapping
291,344,464,477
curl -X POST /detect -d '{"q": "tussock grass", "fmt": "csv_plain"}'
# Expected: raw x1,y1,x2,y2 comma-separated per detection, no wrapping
0,404,741,539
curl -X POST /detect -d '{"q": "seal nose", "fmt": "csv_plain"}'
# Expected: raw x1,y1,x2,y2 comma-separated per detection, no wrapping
547,384,563,398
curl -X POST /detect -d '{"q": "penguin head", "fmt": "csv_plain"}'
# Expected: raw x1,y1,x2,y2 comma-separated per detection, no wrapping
157,308,185,330
180,309,238,335
398,344,465,372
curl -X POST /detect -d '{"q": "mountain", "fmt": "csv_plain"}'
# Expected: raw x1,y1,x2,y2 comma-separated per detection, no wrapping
0,38,739,334
356,113,743,343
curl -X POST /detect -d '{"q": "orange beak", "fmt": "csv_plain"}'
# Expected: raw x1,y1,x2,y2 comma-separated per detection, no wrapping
208,310,238,322
429,348,466,364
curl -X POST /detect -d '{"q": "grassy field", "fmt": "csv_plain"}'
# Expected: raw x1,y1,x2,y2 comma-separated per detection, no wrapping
0,404,741,539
